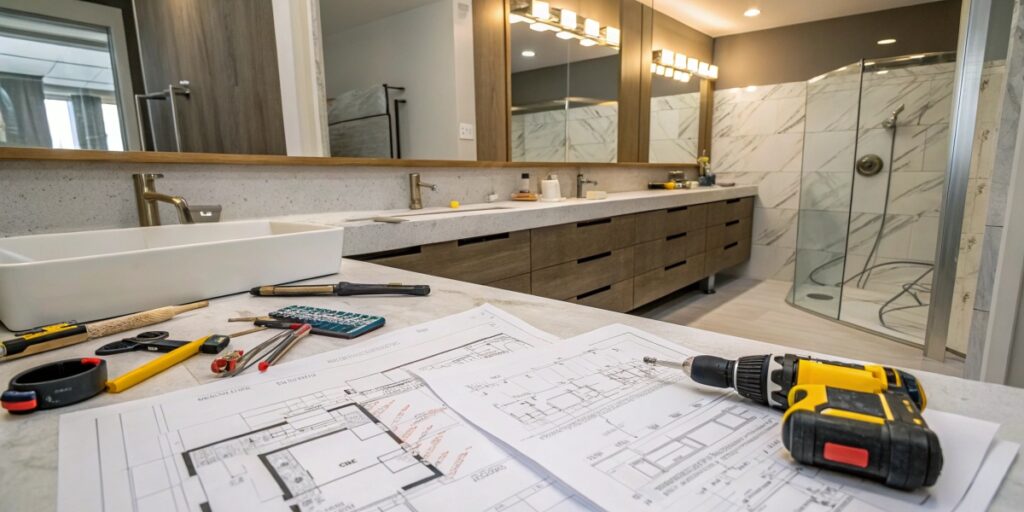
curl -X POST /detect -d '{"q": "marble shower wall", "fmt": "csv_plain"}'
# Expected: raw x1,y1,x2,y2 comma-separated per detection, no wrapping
510,103,618,163
712,82,806,281
966,0,1024,376
649,92,701,163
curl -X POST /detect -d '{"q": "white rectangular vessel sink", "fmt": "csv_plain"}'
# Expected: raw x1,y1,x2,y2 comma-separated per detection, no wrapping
0,220,344,330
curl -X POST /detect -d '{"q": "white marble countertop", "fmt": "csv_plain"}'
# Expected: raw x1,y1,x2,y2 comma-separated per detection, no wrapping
274,186,757,255
0,259,1020,511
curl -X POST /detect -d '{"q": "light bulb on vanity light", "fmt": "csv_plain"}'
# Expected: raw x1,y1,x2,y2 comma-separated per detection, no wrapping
674,54,687,69
529,22,548,32
556,30,574,40
584,18,600,37
604,26,620,46
509,13,527,24
673,70,685,81
708,65,719,79
744,7,761,17
698,61,710,77
679,72,691,82
655,64,666,76
579,38,597,47
687,57,699,73
559,9,576,29
651,62,658,73
656,49,674,66
531,0,550,19
521,50,536,57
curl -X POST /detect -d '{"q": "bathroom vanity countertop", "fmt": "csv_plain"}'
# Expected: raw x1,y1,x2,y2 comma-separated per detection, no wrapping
0,259,1021,511
276,185,758,255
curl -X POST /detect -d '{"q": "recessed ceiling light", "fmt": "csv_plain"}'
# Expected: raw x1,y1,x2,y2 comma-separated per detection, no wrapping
877,38,897,45
744,8,761,17
521,50,536,57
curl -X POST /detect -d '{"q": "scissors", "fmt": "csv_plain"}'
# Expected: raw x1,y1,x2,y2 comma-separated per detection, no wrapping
95,331,190,355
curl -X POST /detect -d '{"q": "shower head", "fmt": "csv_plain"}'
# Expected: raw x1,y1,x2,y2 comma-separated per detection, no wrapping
882,104,905,129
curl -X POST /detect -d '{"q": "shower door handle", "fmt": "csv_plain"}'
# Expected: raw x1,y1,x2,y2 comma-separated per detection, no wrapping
134,80,192,152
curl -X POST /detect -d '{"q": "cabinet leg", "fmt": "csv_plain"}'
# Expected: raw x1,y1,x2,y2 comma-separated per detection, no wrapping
701,274,717,294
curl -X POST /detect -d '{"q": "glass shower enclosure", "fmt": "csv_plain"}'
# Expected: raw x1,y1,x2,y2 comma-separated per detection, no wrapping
790,53,959,347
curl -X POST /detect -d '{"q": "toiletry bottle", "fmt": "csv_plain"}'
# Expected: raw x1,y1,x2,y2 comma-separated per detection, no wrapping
520,173,531,193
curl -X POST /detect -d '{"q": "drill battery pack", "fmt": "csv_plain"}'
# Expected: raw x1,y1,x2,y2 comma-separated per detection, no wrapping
782,385,943,490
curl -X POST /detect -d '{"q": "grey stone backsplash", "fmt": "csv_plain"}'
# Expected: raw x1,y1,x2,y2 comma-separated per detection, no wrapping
0,160,675,238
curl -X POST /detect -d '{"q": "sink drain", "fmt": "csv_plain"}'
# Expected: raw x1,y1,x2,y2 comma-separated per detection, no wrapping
806,293,834,301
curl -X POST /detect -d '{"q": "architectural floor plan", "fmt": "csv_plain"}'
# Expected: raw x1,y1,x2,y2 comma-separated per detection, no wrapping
58,306,588,512
418,324,1002,512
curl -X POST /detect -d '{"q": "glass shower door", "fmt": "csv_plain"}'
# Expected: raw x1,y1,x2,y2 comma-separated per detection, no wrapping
791,63,863,317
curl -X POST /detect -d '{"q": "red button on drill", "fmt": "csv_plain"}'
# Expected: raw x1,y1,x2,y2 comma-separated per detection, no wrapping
823,442,870,468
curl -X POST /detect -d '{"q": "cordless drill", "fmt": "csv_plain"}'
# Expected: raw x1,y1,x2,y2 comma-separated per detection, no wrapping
643,354,943,490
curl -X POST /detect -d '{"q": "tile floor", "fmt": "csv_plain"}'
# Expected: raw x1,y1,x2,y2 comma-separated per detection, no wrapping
633,276,964,377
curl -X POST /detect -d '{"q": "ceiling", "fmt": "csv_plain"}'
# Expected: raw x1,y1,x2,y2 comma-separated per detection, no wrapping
319,0,438,35
654,0,945,37
510,23,619,73
0,21,115,93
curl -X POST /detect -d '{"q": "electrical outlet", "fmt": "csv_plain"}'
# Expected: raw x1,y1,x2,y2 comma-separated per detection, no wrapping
459,123,475,141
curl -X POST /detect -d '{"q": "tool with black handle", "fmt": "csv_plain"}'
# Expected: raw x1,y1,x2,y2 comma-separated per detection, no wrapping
643,353,942,490
250,281,430,297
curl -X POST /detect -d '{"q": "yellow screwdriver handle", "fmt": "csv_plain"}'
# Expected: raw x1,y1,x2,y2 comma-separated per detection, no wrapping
106,335,210,393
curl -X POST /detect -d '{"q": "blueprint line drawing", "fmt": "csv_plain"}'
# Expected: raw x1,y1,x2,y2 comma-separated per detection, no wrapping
418,323,1001,512
58,305,590,512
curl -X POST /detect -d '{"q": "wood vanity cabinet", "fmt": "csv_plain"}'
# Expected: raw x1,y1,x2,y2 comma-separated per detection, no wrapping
354,196,754,313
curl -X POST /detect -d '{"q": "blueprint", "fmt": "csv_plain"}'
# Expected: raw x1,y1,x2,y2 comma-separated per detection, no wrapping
58,305,590,512
418,324,1001,512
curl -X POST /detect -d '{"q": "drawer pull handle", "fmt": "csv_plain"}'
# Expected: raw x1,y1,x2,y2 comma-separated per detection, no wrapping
666,232,688,241
458,232,510,246
359,245,422,260
577,251,612,264
667,206,689,213
725,198,741,204
725,220,740,227
665,259,688,270
577,218,612,228
724,242,739,250
577,285,612,300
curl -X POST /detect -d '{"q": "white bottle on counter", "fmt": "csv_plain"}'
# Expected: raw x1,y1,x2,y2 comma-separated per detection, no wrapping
541,174,562,202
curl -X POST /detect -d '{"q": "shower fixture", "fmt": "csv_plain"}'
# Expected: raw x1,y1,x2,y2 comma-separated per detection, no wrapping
882,104,905,129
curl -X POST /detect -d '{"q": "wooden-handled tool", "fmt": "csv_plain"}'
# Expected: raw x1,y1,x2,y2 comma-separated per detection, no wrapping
0,301,208,362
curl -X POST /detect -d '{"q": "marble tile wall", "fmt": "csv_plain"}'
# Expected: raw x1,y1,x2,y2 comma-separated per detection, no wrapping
327,86,392,158
649,92,701,163
510,104,618,163
712,81,806,281
967,0,1024,377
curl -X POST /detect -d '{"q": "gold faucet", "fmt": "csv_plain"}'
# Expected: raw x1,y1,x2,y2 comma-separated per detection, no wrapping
409,173,437,210
132,173,221,226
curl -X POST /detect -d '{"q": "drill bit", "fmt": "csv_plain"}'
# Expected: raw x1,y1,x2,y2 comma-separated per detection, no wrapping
642,356,694,377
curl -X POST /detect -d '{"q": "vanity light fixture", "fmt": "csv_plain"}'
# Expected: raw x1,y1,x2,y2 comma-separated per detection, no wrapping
744,7,761,17
560,9,576,29
521,50,536,57
650,49,718,81
512,2,619,49
877,38,897,45
531,0,550,19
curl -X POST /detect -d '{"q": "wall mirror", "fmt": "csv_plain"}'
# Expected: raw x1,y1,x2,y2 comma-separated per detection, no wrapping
508,0,621,163
647,3,713,163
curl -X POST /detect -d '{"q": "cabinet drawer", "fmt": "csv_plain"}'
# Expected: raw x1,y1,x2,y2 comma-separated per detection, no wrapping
706,238,752,274
487,273,531,294
634,253,706,307
568,279,634,313
366,231,530,284
706,218,751,249
532,215,635,269
707,197,754,226
532,247,634,300
635,210,666,242
664,204,708,234
633,229,707,274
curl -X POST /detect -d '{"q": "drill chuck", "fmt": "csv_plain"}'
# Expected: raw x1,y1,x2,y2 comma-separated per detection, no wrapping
687,354,774,407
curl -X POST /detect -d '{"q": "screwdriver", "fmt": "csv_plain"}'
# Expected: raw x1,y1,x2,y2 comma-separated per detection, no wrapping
642,353,926,411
